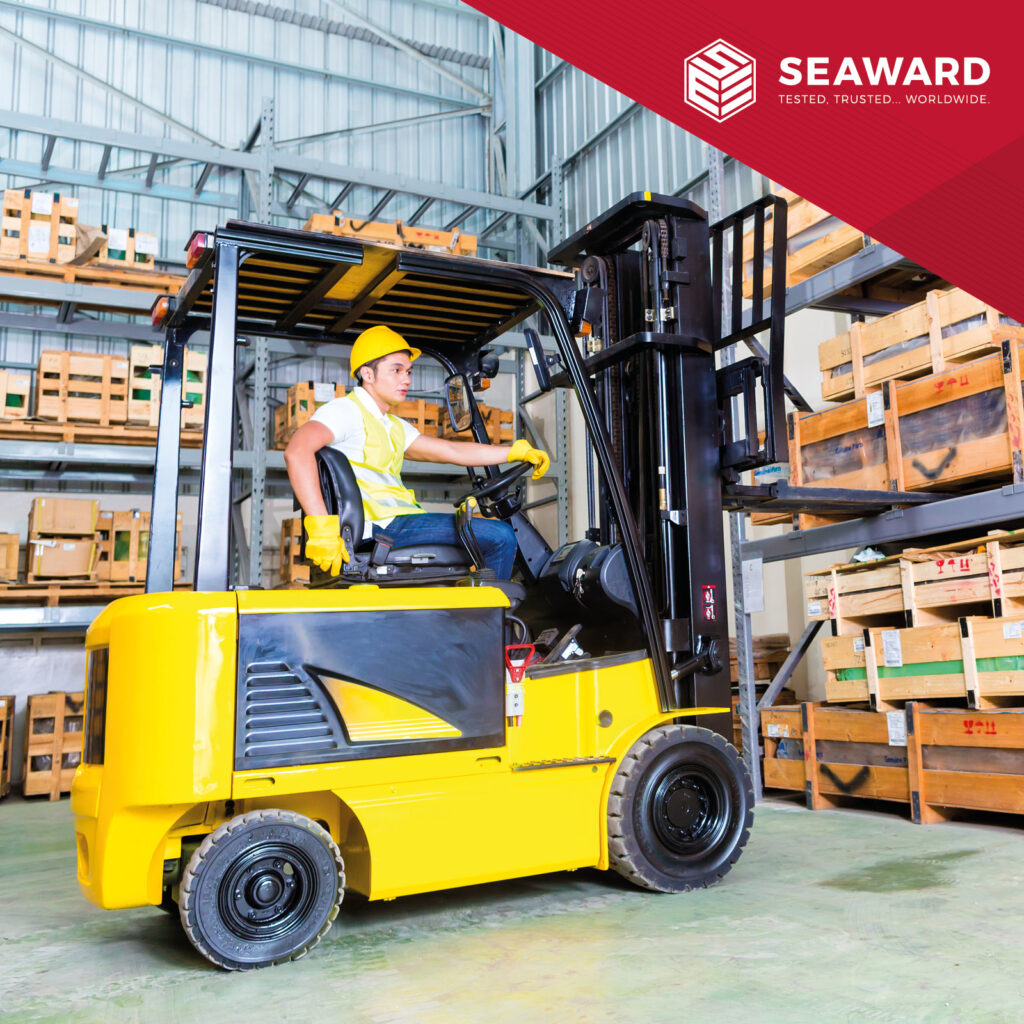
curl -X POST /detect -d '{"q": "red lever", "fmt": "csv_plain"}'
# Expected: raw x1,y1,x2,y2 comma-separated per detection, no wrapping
504,643,536,683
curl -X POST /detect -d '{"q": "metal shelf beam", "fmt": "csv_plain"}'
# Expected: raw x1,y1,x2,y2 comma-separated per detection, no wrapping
0,606,104,634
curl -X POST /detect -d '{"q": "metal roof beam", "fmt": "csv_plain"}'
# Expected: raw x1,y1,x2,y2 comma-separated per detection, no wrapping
40,134,56,172
407,197,435,226
275,106,488,149
145,152,160,188
285,174,311,211
329,183,355,211
444,205,478,230
0,1,475,110
321,0,489,102
362,189,397,222
193,162,216,195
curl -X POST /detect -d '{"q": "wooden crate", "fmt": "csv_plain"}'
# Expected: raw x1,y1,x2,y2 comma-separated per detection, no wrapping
23,691,84,800
273,381,346,448
96,226,158,269
29,497,100,537
763,701,1024,823
0,368,31,419
441,403,514,444
94,509,182,583
127,344,163,426
820,288,1024,403
180,348,207,431
280,517,309,585
731,688,796,753
0,695,13,798
393,398,442,437
742,189,870,299
805,528,1024,634
303,211,477,257
1,189,78,263
821,615,1024,710
0,533,18,583
35,350,129,425
789,340,1024,496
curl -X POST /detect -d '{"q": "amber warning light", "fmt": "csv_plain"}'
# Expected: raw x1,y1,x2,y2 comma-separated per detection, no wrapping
186,231,210,268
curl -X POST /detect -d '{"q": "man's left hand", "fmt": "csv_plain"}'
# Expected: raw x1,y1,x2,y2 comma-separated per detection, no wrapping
507,438,550,480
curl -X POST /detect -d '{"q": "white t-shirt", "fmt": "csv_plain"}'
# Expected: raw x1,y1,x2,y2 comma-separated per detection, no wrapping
310,386,421,538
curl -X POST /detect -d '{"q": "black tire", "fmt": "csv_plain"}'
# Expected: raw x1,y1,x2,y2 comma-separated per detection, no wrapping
179,809,345,970
608,725,753,893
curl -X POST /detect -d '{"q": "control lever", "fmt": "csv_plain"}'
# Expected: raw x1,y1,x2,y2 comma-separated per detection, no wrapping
454,497,485,571
669,635,723,682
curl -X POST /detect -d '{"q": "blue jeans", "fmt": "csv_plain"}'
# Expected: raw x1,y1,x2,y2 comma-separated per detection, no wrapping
375,512,517,579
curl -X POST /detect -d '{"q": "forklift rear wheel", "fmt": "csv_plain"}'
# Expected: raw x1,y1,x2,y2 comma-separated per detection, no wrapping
179,809,345,970
608,725,752,892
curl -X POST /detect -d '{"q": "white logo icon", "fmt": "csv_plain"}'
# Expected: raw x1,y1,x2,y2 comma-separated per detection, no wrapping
685,39,756,122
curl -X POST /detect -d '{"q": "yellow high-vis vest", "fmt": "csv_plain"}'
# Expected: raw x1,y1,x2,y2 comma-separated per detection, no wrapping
346,392,425,527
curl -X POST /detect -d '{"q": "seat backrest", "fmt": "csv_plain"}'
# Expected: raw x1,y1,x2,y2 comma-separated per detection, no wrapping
315,447,364,550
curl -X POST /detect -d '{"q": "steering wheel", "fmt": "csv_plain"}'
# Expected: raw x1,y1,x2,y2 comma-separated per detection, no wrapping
455,460,533,506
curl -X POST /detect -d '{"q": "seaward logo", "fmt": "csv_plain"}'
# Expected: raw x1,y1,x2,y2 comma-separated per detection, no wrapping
685,39,756,122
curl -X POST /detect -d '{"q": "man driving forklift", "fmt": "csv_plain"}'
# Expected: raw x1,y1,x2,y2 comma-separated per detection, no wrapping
284,324,550,578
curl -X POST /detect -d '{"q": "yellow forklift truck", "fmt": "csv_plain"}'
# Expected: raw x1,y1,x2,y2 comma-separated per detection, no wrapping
72,192,929,970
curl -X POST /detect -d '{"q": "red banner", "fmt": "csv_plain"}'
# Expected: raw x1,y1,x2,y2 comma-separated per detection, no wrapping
471,1,1024,319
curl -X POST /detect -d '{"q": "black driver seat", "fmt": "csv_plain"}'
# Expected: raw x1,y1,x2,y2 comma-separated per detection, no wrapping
315,446,471,573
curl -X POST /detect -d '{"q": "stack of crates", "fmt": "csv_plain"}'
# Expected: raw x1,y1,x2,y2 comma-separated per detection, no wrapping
35,350,129,426
0,533,18,582
22,692,84,800
26,498,99,582
126,344,208,430
274,381,345,448
96,225,158,270
94,508,182,583
1,188,78,263
280,518,308,585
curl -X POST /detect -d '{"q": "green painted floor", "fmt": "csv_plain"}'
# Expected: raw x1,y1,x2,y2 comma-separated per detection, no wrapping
2,795,1023,1024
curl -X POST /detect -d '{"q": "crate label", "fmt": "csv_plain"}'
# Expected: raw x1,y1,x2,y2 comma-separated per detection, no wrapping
881,630,903,667
27,223,51,253
741,556,764,613
134,232,158,255
1003,621,1024,640
807,600,822,616
886,710,907,746
30,191,54,215
63,196,79,210
866,390,885,428
853,637,865,653
766,723,789,738
107,227,129,249
313,382,336,404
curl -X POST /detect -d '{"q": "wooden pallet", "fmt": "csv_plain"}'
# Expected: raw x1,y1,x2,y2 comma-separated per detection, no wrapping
820,287,1024,403
0,579,191,607
822,615,1024,709
789,340,1024,495
280,517,309,584
35,350,130,426
0,695,13,799
273,381,346,448
763,701,1024,823
1,188,78,263
805,528,1024,634
23,691,84,800
0,255,184,313
303,211,478,257
0,368,30,419
0,417,204,447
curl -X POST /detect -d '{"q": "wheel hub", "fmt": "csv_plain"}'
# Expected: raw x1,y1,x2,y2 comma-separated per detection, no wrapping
220,846,312,939
650,764,729,855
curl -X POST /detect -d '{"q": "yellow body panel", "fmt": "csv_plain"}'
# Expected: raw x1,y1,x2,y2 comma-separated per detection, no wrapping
74,586,727,910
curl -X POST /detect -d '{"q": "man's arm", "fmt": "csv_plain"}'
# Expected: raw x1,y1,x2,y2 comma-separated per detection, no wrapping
406,433,510,467
283,420,335,515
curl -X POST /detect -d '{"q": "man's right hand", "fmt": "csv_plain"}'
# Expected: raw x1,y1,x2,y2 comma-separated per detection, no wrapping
304,515,350,576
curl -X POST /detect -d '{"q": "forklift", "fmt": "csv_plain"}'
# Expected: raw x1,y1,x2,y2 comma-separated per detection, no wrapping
71,191,931,970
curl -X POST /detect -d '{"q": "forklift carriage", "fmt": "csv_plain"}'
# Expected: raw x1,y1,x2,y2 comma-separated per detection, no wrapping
72,191,921,970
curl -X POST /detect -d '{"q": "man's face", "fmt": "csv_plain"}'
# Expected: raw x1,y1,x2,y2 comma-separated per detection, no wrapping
365,352,413,405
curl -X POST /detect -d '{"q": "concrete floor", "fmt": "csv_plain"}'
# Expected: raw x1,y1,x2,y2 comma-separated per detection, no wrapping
2,796,1023,1024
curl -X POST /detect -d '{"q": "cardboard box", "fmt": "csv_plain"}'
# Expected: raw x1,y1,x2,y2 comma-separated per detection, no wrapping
28,498,99,537
27,538,96,580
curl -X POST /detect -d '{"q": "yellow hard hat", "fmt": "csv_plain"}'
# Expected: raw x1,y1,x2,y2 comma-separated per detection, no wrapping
350,325,421,380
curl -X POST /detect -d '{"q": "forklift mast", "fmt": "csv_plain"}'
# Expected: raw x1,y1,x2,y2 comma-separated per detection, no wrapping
548,192,787,720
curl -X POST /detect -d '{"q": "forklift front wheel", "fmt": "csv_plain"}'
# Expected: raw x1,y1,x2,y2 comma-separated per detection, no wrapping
608,725,753,893
179,809,345,970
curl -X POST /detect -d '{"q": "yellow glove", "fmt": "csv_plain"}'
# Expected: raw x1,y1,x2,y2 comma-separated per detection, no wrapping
304,515,350,576
507,438,550,480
